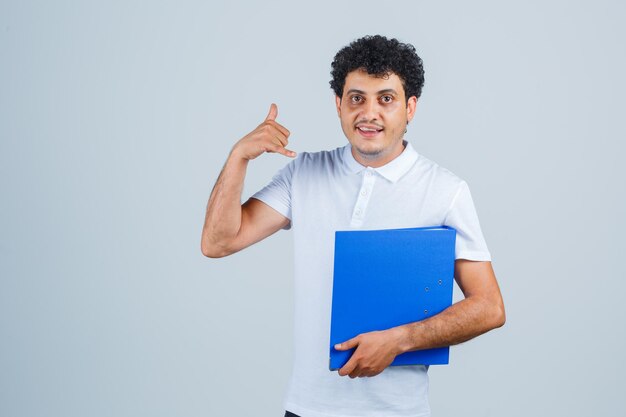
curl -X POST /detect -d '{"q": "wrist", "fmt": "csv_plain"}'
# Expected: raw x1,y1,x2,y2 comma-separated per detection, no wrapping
228,145,251,164
390,325,413,355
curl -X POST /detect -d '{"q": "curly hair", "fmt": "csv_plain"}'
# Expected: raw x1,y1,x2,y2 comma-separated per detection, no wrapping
330,35,425,102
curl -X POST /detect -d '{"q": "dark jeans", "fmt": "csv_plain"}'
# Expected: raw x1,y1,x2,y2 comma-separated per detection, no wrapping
284,412,300,417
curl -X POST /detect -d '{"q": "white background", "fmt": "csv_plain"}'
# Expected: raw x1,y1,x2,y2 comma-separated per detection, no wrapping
1,1,625,416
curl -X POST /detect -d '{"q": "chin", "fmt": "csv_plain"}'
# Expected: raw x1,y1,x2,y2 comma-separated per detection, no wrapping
354,143,385,158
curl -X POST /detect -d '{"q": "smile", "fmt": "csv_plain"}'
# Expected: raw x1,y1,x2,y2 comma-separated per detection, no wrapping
356,125,384,138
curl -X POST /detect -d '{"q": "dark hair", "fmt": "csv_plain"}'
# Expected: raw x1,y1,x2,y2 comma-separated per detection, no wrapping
330,35,425,101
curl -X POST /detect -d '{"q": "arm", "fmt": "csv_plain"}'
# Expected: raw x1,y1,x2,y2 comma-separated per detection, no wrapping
336,259,505,378
201,104,295,258
395,259,505,349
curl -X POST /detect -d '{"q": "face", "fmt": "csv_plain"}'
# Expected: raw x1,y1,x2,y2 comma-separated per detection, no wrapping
335,69,417,167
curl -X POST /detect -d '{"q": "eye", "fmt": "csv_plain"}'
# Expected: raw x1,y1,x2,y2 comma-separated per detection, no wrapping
380,95,393,103
350,95,363,104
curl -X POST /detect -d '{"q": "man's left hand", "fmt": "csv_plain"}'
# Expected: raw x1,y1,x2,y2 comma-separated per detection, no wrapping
335,328,405,378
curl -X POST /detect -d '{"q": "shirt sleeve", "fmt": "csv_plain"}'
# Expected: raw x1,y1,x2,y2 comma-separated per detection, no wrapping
250,157,298,230
443,180,492,261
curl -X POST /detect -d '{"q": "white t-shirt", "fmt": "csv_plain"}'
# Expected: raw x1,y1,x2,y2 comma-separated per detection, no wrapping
252,140,491,417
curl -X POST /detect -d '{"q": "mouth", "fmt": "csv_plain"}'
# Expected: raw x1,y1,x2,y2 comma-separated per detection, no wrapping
356,124,384,138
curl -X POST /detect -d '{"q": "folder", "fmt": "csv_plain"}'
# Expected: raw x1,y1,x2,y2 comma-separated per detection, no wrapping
329,226,456,371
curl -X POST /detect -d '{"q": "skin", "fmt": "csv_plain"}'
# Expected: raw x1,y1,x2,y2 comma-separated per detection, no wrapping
335,69,417,168
201,69,506,380
200,103,294,259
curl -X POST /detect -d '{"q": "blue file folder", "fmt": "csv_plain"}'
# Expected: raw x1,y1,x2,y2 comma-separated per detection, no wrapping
329,226,456,371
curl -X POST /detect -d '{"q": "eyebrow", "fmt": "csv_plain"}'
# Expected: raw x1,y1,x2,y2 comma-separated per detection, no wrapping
346,88,398,95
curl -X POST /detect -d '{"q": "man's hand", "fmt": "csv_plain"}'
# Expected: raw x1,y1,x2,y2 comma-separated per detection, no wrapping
335,328,405,378
232,103,296,160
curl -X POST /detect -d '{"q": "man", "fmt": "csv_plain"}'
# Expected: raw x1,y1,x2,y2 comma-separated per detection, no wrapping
201,35,505,417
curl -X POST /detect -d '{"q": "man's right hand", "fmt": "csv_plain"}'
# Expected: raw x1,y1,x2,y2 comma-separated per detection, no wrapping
232,103,296,160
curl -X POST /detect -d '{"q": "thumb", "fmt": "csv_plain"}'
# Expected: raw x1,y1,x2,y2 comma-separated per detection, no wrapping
265,103,278,121
335,337,358,351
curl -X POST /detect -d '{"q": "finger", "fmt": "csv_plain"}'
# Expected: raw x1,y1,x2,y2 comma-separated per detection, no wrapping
266,143,296,158
260,123,288,146
266,120,290,138
270,132,288,148
335,337,358,351
271,144,296,158
265,103,278,122
338,354,359,377
349,369,362,379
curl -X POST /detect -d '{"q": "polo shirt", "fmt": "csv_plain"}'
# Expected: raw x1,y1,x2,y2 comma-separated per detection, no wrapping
251,140,491,417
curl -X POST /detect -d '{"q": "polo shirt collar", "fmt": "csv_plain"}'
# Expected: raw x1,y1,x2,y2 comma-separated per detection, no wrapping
343,140,419,183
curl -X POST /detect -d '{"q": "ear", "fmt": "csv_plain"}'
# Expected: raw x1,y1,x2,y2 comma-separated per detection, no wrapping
335,95,342,118
406,96,418,123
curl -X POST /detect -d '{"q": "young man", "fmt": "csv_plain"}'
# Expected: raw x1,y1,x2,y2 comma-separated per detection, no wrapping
201,35,505,417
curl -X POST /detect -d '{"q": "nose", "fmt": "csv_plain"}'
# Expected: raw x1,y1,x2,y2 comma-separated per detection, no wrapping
360,99,381,121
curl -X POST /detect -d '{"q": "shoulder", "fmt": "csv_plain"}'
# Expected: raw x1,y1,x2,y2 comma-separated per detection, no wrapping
292,145,347,171
414,152,466,191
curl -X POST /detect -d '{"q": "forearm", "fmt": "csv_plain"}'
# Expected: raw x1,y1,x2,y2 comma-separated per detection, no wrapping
201,148,249,256
394,295,505,354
